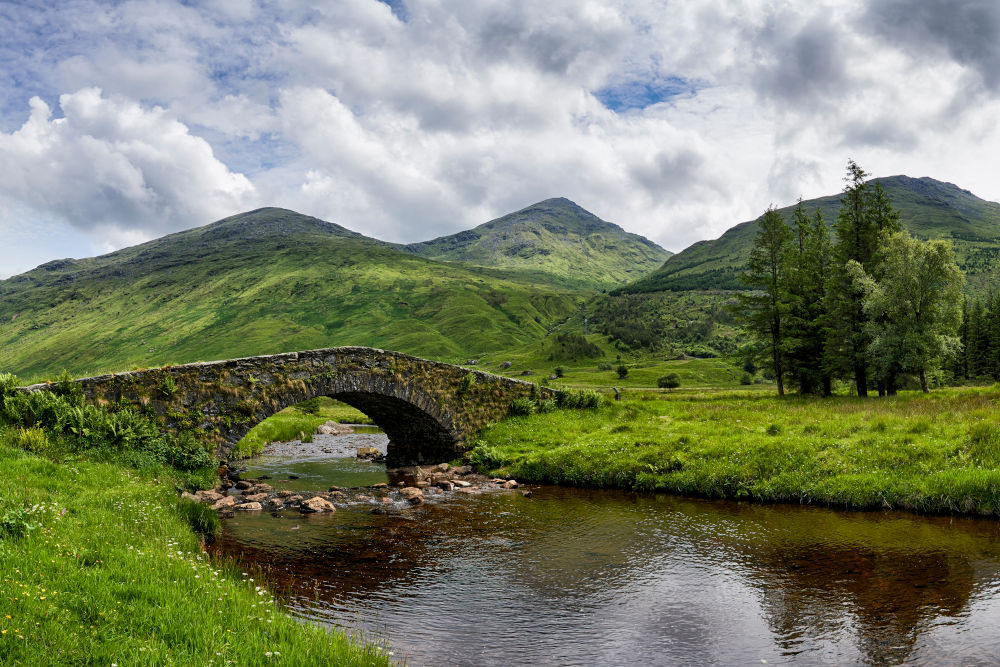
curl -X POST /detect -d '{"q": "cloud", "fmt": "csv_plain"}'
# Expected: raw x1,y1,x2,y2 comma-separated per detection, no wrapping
863,0,1000,90
0,88,257,244
5,0,1000,273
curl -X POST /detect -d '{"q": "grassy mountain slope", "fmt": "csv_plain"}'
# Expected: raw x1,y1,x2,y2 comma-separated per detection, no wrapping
623,176,1000,295
405,197,671,290
0,208,584,381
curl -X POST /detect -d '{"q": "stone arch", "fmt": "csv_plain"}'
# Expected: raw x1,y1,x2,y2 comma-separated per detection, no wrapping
259,371,464,466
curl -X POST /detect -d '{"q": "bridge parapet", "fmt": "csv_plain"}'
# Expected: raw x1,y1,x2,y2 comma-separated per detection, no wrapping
22,347,543,465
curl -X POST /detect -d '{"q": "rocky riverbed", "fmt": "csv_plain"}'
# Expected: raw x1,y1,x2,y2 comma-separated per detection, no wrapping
184,425,522,517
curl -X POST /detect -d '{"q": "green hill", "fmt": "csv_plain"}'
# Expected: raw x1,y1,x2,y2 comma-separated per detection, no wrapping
0,208,585,381
405,197,671,290
622,176,1000,295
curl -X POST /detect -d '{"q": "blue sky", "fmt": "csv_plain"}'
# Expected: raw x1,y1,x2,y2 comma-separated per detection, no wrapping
3,0,1000,277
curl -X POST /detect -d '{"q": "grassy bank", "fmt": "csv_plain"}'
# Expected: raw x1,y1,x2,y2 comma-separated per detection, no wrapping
471,386,1000,515
0,376,387,665
232,397,373,459
0,444,388,665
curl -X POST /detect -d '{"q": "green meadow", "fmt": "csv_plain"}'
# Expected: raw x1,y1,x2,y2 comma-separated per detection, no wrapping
472,386,1000,516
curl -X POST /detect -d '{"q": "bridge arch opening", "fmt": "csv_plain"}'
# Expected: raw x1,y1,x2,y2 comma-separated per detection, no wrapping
235,389,462,467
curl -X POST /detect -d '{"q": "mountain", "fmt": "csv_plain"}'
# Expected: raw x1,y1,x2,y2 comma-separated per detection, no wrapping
405,197,671,290
0,207,585,381
621,176,1000,295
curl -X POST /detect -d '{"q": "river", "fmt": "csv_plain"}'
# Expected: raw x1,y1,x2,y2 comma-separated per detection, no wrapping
211,431,1000,666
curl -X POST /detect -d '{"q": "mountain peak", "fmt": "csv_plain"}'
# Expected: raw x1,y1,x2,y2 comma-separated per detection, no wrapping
404,198,670,289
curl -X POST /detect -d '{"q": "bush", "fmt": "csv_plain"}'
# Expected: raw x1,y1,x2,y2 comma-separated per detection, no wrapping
158,375,178,397
554,366,565,378
743,359,757,375
597,362,612,371
458,373,476,395
509,397,536,416
657,373,681,389
15,426,47,453
740,373,753,385
616,365,629,379
536,398,557,413
294,397,323,415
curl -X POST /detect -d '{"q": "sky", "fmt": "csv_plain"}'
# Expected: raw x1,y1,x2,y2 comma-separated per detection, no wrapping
3,0,1000,277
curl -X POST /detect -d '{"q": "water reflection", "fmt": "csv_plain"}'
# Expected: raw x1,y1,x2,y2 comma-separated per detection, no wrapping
212,483,1000,665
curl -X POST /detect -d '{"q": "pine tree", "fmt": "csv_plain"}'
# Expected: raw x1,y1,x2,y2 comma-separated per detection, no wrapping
826,160,902,397
738,207,792,396
784,201,831,394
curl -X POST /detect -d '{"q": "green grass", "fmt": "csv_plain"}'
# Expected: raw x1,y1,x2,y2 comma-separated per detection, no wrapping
0,442,388,665
232,398,373,459
471,386,1000,516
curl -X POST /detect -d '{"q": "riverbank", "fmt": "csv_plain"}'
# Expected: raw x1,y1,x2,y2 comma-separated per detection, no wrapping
0,443,389,665
470,386,1000,516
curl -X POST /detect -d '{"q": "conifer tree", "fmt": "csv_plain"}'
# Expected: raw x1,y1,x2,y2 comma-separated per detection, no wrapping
739,206,792,396
784,201,831,394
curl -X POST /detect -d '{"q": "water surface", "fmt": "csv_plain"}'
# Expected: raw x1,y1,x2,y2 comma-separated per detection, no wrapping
214,452,1000,665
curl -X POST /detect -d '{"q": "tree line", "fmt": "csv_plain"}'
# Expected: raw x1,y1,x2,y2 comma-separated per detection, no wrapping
739,160,964,396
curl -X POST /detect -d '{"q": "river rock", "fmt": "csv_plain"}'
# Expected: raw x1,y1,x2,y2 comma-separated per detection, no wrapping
381,496,393,504
211,496,236,510
196,489,224,503
235,480,252,490
455,487,477,495
522,490,532,498
356,446,382,461
387,466,425,485
300,497,336,513
436,462,450,472
399,487,423,499
426,487,442,495
451,465,473,476
277,489,294,498
357,494,372,502
372,483,388,489
267,499,285,510
316,421,354,435
286,495,304,505
502,480,519,489
235,502,263,511
452,480,472,488
438,481,455,491
408,495,424,505
243,492,268,503
249,483,273,494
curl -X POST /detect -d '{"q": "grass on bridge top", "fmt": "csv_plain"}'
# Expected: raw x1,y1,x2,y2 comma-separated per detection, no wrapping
470,385,1000,516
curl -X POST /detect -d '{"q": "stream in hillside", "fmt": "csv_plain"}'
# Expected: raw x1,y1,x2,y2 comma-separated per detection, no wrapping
211,431,1000,666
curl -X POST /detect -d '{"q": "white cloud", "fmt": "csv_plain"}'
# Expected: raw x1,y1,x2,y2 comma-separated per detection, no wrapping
5,0,1000,272
0,88,257,246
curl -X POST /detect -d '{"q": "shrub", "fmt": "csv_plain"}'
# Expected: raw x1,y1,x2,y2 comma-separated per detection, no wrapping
15,426,47,453
53,370,84,406
458,373,476,395
597,362,612,371
554,366,566,378
657,373,681,389
743,359,758,375
740,373,753,385
509,397,535,416
0,372,18,411
536,398,557,413
616,365,629,379
158,375,178,397
294,397,323,415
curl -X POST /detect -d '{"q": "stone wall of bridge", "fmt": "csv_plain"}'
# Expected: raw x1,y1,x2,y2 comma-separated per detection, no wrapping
22,347,543,466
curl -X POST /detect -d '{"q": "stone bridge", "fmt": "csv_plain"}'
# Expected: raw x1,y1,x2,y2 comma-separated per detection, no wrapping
24,347,543,466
